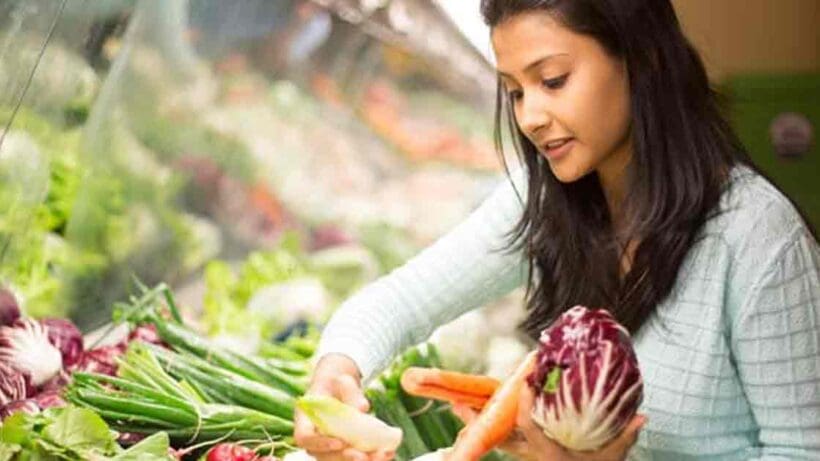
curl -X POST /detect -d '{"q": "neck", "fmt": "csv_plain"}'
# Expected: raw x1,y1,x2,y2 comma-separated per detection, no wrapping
597,137,633,231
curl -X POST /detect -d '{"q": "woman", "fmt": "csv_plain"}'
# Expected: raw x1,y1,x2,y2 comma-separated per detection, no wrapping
294,0,820,460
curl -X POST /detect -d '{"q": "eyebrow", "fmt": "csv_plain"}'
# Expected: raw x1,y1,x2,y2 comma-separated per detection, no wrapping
497,53,569,79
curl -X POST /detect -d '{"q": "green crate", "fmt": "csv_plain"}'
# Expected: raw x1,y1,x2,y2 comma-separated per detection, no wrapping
724,73,819,230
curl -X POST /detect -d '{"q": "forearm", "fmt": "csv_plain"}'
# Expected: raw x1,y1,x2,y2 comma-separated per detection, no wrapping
317,170,529,383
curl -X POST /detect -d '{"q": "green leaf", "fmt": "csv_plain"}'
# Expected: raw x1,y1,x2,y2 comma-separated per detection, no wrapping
543,368,562,394
41,407,118,454
0,442,22,461
111,432,171,461
0,413,33,445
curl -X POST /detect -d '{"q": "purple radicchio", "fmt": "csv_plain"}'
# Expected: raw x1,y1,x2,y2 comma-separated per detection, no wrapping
0,361,31,405
75,343,126,376
41,318,84,368
527,306,643,451
32,389,66,410
0,319,63,386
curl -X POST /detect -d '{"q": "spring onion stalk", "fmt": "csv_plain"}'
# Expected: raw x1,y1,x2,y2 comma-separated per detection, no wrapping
65,343,293,443
116,284,307,395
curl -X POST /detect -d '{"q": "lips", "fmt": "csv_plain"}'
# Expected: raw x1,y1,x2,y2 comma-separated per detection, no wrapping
539,137,575,160
542,138,573,150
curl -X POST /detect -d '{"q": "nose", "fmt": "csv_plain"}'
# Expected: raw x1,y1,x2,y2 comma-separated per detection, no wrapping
517,91,552,139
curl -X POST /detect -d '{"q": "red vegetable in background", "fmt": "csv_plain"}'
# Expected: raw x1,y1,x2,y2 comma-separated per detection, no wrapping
527,306,643,451
0,287,21,327
75,343,126,376
206,443,258,461
128,324,164,346
32,390,66,410
41,318,84,368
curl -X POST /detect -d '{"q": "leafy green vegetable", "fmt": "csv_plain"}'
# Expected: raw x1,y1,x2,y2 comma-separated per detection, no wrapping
41,407,119,454
0,406,172,460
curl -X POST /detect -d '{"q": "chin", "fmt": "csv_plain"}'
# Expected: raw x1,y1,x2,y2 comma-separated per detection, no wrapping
548,161,591,183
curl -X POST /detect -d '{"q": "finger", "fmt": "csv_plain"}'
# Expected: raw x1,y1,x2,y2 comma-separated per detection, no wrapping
618,414,647,446
294,410,346,453
314,452,347,461
342,447,369,461
451,403,479,425
596,414,647,457
516,384,536,430
497,440,528,458
336,374,370,412
372,449,395,461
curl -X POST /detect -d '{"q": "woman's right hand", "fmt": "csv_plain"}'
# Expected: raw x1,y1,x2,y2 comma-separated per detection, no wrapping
294,354,394,461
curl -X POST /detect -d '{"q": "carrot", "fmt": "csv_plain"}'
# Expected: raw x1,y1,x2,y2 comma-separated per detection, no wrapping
400,368,500,409
447,352,537,461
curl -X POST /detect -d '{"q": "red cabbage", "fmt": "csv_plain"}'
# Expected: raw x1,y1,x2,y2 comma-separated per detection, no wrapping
41,318,84,368
527,306,643,451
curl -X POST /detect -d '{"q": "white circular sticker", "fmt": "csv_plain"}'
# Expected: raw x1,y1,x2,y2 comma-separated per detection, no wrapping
769,112,814,159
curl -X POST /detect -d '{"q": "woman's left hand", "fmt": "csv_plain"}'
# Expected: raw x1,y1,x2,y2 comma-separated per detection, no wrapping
508,386,646,461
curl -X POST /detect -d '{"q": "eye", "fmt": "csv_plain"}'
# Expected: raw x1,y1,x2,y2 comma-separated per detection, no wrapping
542,73,569,90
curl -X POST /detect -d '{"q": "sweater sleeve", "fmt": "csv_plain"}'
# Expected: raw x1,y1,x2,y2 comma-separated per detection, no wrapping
730,226,820,460
315,170,529,383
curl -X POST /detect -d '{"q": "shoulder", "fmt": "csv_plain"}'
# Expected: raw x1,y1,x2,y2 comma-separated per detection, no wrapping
704,165,813,261
701,165,818,320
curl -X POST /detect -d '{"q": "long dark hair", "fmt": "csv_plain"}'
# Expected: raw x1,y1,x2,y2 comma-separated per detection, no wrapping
481,0,750,339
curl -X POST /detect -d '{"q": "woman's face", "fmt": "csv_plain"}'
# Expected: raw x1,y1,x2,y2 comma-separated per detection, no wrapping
492,10,633,183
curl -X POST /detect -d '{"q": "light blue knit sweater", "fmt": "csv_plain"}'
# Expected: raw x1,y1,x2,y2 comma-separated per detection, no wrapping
317,166,820,460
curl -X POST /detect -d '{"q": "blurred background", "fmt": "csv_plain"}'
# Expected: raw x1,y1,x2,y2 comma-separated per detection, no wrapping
0,0,816,354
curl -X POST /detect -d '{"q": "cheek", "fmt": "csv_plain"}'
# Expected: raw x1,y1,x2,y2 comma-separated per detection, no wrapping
567,67,631,169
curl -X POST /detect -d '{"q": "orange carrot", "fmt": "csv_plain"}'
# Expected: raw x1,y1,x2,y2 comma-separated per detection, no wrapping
447,352,537,461
400,368,500,409
403,386,490,410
